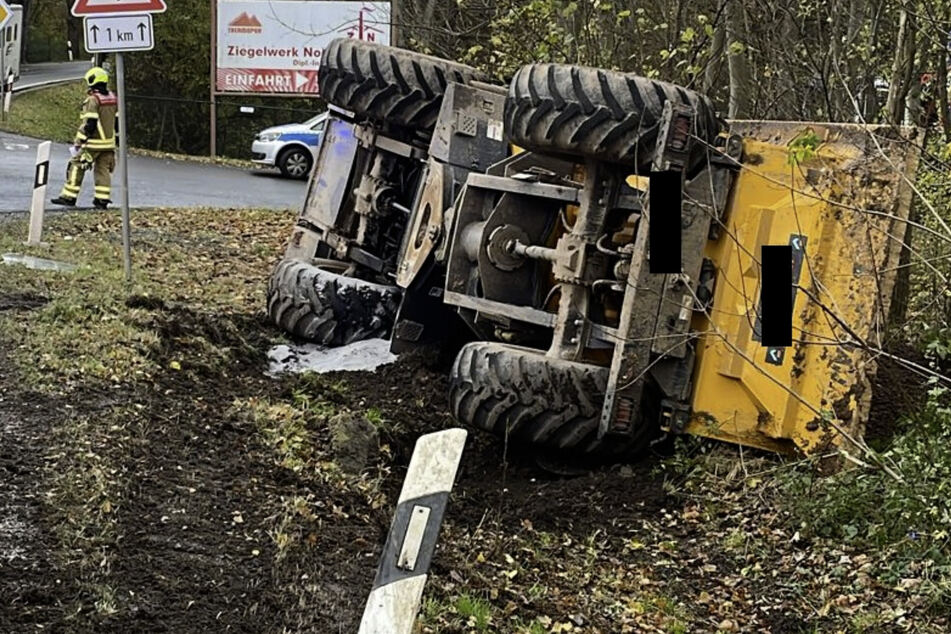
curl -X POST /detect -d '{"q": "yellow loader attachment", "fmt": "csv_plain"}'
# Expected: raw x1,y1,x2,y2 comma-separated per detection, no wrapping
689,121,922,455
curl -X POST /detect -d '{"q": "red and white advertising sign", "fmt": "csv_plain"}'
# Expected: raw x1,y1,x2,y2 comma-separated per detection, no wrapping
216,69,320,94
215,1,391,95
72,0,167,17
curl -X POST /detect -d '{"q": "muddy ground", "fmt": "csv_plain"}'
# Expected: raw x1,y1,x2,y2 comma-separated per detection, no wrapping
0,296,666,632
0,208,946,633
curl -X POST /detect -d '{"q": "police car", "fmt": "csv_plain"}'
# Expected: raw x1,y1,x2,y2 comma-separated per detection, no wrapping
252,112,327,179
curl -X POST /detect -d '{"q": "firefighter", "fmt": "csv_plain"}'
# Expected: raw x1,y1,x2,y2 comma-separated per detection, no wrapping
51,67,118,209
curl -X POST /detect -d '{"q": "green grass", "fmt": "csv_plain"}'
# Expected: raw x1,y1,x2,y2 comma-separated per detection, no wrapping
0,207,292,391
455,594,493,631
1,82,88,143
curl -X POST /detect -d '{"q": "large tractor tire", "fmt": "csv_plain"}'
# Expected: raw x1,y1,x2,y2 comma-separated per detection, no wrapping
318,38,489,131
267,258,401,346
449,342,655,460
504,63,722,168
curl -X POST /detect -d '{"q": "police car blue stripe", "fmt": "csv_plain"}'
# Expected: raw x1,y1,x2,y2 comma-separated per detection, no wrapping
278,132,321,146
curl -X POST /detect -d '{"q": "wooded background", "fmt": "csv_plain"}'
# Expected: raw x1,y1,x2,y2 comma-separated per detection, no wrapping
13,0,951,155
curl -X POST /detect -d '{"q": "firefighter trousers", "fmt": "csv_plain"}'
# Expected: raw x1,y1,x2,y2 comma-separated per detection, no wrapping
59,150,116,203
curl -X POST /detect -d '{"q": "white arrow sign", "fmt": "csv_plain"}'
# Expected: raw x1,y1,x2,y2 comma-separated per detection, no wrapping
84,14,154,53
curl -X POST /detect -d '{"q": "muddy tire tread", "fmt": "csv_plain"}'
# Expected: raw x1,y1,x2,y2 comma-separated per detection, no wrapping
449,342,654,459
319,38,488,130
267,258,401,346
504,63,722,166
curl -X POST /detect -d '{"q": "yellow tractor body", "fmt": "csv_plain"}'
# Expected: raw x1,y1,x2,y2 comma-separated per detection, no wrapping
689,121,921,455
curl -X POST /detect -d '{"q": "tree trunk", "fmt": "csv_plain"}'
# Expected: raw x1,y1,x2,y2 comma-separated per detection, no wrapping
938,14,951,140
862,0,885,121
887,192,922,330
702,17,726,97
885,8,916,126
904,80,923,127
725,0,752,118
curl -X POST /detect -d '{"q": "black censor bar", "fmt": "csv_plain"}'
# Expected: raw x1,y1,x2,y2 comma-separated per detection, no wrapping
649,171,683,274
760,245,793,347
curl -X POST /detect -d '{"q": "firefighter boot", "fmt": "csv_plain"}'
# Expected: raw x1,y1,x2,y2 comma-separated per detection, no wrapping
51,196,78,207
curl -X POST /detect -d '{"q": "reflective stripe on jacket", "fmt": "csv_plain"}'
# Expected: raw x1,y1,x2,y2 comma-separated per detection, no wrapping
75,92,118,151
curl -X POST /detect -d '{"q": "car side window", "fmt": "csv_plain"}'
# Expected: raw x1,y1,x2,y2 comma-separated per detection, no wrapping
311,120,326,132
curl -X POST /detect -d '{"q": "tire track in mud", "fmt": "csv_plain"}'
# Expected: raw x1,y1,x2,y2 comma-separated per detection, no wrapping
0,346,71,629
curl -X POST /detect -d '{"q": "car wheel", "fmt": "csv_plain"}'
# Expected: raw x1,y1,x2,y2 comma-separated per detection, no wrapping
278,147,312,180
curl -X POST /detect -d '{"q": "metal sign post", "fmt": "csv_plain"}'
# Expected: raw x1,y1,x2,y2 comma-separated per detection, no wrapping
74,0,165,283
0,2,6,124
116,53,132,281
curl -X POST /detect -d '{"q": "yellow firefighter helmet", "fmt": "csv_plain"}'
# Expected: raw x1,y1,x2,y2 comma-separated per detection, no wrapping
85,67,110,87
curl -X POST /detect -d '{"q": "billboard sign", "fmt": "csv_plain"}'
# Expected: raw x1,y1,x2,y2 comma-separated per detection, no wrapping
215,1,391,95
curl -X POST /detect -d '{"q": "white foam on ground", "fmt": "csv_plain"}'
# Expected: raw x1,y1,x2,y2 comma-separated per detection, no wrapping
267,339,398,376
2,253,77,272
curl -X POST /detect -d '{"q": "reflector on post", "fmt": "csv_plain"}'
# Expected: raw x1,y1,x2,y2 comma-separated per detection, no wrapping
26,141,52,247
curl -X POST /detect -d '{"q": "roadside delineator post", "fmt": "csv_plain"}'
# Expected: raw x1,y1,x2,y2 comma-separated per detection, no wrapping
26,141,52,247
3,70,12,116
358,428,467,634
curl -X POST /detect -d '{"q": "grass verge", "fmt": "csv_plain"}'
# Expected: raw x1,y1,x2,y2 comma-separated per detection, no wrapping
3,82,86,143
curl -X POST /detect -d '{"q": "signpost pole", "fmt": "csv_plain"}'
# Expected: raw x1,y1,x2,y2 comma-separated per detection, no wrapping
210,0,217,157
117,52,132,282
1,26,6,124
73,0,164,284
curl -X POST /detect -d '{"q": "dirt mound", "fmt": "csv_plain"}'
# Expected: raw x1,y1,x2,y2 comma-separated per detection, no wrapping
322,350,667,536
0,291,669,631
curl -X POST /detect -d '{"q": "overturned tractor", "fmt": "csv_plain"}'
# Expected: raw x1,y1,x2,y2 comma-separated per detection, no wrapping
270,39,921,461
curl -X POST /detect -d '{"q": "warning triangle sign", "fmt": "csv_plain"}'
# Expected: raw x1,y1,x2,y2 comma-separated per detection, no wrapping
72,0,167,17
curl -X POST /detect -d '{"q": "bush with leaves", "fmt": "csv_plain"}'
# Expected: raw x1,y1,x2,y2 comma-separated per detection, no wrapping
781,385,951,576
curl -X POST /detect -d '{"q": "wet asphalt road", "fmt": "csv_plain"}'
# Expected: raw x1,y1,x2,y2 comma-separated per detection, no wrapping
13,61,91,92
0,133,308,213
